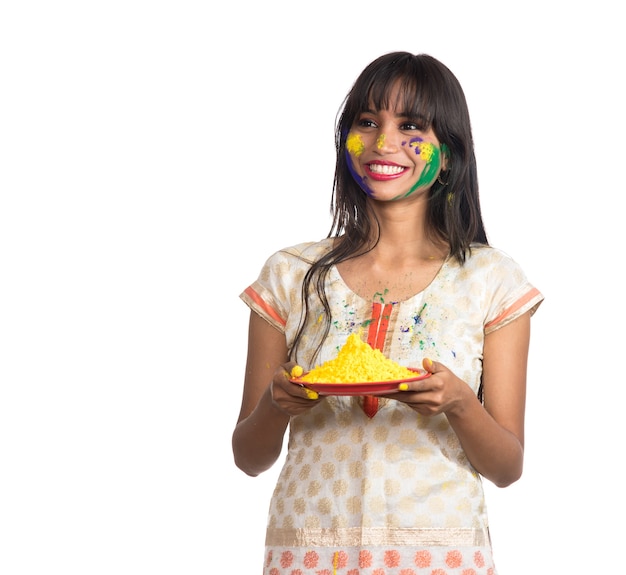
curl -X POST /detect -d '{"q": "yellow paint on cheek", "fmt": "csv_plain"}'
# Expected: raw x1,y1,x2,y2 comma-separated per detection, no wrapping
346,133,365,157
410,141,435,161
376,134,386,149
419,142,435,161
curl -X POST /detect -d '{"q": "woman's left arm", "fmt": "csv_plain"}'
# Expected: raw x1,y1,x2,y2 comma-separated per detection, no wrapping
392,311,531,487
445,311,530,487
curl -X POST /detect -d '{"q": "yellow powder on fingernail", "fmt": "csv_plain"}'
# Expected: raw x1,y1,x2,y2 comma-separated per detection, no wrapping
298,333,415,383
290,365,303,378
304,388,319,400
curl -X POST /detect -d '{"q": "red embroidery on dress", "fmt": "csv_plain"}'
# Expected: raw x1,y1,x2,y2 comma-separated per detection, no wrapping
384,549,401,567
414,550,432,568
362,395,379,418
303,550,319,569
280,550,294,568
362,302,394,417
334,551,348,569
446,549,463,568
359,549,373,568
366,302,392,351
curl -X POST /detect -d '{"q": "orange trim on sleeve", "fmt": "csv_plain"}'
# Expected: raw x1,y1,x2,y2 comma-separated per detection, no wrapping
242,286,286,327
484,287,541,330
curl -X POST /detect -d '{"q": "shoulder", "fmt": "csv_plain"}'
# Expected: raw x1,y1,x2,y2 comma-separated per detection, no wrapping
463,245,543,330
454,243,535,287
250,238,334,289
264,238,335,267
457,244,529,279
466,244,519,266
281,238,335,259
241,238,335,331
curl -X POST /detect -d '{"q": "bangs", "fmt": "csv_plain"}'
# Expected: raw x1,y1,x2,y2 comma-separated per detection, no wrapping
361,76,435,129
338,53,466,150
348,55,439,128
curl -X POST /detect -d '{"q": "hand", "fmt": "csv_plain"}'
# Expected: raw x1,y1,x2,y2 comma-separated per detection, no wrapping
386,358,471,416
270,362,322,417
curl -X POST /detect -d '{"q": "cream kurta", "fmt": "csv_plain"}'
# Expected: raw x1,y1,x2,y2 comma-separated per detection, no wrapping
241,239,543,575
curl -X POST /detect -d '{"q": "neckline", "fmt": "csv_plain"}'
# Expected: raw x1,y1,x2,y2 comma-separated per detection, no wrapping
330,255,451,305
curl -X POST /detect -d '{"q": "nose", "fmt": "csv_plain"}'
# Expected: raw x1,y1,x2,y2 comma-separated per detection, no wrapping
375,131,400,154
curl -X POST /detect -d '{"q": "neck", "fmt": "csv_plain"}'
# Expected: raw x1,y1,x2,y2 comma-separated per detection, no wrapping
364,201,448,263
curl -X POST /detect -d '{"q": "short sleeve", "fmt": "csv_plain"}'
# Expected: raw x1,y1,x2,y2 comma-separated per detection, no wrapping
239,241,326,334
482,250,543,335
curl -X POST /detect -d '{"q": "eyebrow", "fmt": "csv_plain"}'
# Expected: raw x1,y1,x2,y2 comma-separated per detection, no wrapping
360,109,429,129
360,107,409,118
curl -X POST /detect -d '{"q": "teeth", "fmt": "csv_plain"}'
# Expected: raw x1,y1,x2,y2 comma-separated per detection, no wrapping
369,164,404,175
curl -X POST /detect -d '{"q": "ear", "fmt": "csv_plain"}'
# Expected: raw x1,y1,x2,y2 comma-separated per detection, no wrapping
440,143,450,171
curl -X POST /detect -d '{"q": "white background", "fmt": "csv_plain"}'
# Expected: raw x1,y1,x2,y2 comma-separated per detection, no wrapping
1,1,624,573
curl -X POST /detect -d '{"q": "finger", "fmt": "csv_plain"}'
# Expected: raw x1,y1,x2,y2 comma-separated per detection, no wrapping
397,379,429,393
301,386,319,400
290,365,304,379
286,364,319,400
422,357,435,373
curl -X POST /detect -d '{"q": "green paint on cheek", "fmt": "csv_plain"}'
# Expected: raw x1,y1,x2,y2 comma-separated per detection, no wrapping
405,144,442,197
346,132,365,157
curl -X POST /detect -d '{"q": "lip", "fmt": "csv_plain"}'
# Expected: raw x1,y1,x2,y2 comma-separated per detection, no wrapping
364,161,408,181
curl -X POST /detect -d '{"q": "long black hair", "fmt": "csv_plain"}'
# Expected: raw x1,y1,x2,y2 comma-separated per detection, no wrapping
291,52,488,371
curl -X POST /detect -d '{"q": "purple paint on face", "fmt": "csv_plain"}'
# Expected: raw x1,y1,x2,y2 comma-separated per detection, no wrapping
408,136,424,149
345,149,375,197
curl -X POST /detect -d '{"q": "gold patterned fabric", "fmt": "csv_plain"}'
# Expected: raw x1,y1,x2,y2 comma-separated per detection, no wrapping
241,239,543,574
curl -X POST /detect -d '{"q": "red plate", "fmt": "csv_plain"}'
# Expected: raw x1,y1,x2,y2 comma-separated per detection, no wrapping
290,369,430,396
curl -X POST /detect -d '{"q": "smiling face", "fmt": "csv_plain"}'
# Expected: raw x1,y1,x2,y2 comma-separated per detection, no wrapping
345,99,445,201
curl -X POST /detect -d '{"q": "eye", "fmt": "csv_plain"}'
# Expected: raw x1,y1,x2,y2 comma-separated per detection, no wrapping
400,121,421,131
356,118,378,129
399,113,429,132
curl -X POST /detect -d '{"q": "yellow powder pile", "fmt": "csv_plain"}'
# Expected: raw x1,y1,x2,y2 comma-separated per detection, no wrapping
297,332,416,383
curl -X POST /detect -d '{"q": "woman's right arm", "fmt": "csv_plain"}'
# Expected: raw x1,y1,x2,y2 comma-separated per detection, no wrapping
233,307,324,476
232,311,291,476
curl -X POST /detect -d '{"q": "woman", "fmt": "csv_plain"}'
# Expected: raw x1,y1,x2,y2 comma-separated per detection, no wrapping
233,52,543,574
